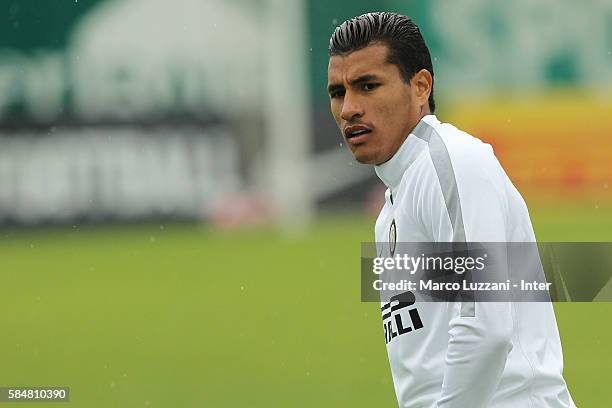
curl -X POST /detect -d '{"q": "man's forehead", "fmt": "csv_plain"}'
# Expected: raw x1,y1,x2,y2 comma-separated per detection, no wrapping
328,43,390,80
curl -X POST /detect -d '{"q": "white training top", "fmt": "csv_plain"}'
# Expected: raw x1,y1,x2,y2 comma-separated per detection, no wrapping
374,115,576,408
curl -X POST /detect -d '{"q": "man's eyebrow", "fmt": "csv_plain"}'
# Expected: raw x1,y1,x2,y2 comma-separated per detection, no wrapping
349,74,379,86
327,74,380,94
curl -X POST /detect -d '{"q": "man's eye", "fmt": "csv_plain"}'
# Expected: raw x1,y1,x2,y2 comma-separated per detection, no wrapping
363,83,380,91
330,89,345,98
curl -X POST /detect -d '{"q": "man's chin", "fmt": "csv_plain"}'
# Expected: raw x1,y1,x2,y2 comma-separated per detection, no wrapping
351,148,378,165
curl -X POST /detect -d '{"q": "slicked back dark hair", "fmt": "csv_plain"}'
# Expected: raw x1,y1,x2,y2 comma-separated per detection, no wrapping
329,12,435,113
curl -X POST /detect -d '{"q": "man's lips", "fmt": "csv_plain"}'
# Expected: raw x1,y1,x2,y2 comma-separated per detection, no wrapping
344,124,372,145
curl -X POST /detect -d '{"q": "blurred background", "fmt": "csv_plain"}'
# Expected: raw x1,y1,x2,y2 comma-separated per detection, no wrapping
0,0,610,406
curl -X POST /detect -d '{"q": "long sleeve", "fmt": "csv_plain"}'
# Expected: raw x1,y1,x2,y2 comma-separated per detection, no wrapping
422,142,514,408
376,115,571,408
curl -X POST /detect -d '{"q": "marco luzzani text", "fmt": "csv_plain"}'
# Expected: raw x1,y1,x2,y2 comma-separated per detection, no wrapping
371,254,552,292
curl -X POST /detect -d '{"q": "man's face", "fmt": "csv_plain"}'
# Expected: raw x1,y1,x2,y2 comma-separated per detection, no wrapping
327,43,421,165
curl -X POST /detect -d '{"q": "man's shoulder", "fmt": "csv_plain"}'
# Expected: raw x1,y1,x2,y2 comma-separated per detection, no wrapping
421,117,500,174
403,116,511,203
426,118,491,156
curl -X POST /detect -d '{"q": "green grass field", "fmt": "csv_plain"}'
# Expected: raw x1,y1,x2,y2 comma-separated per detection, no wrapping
1,207,611,407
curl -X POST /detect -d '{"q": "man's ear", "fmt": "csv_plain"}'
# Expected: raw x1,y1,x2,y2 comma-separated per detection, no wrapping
411,69,432,106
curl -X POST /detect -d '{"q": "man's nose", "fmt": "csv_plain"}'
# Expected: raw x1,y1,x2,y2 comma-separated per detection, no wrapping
340,93,364,121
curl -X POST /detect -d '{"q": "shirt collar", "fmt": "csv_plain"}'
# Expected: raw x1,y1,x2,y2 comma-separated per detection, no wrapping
374,114,439,190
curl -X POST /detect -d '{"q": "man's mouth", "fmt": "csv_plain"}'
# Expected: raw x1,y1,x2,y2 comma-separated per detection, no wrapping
344,125,372,145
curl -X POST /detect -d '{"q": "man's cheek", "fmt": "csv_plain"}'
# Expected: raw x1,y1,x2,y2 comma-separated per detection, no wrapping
334,114,344,129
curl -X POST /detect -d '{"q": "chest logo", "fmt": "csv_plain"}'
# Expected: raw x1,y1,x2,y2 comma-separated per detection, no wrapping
382,291,424,344
389,219,397,256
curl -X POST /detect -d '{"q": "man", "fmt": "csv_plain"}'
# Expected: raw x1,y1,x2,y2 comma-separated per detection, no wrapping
327,12,576,407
